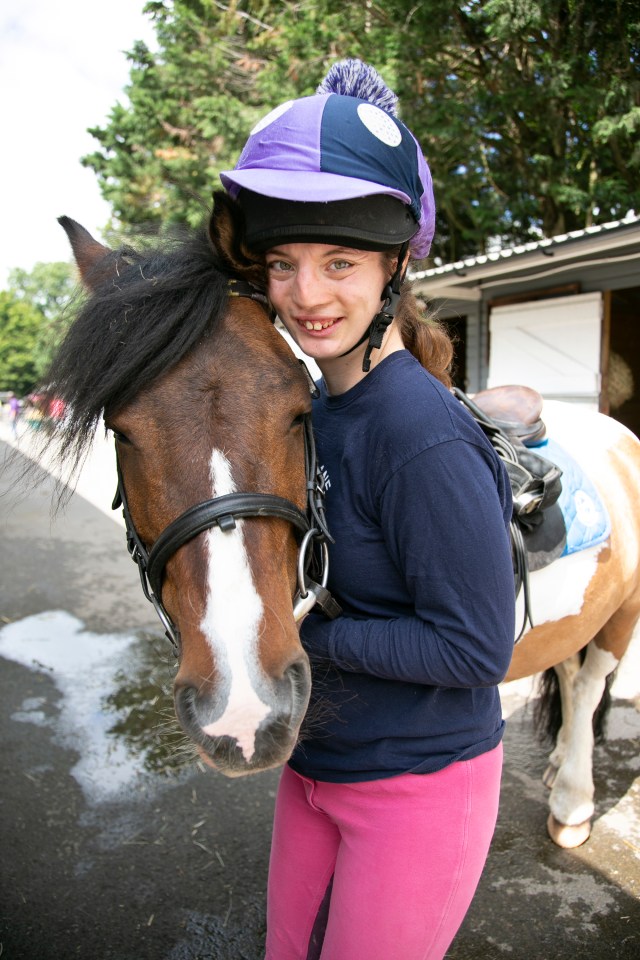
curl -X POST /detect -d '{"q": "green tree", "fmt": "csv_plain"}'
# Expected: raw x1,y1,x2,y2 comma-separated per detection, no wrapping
388,0,640,259
7,261,77,381
83,0,277,232
0,293,42,396
82,0,640,262
84,0,395,234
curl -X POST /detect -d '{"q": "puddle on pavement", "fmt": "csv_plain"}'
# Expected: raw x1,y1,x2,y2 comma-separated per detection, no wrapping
0,610,193,803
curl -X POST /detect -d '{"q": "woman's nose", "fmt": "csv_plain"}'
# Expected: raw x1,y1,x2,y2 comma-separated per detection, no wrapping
292,264,325,309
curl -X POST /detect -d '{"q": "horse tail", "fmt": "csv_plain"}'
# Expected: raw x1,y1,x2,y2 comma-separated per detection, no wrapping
533,654,615,745
533,669,562,745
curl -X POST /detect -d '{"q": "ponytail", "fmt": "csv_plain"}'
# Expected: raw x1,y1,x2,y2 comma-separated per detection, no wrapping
396,285,454,389
381,249,453,388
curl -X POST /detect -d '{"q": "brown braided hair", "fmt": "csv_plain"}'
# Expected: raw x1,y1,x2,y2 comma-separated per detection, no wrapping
395,285,453,389
382,250,453,389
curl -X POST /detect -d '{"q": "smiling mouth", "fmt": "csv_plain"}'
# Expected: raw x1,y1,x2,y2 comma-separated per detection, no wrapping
301,318,336,331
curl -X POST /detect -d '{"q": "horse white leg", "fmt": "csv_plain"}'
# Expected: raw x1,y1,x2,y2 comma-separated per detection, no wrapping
546,642,619,848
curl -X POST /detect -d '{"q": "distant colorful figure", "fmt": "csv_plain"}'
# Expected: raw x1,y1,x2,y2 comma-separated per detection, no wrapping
48,396,66,421
8,393,20,438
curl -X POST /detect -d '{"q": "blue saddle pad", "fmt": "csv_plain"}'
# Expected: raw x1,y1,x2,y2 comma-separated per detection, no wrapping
534,438,610,556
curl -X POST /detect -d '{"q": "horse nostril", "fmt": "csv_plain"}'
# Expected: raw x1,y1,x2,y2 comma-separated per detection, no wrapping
174,683,200,732
283,655,312,711
286,655,309,683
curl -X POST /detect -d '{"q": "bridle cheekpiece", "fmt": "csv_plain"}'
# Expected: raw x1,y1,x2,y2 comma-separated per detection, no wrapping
112,278,340,655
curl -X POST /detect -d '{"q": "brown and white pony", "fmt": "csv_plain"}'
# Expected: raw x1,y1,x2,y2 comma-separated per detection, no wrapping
46,195,640,848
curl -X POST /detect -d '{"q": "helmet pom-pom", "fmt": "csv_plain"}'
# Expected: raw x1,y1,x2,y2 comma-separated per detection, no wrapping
316,58,398,116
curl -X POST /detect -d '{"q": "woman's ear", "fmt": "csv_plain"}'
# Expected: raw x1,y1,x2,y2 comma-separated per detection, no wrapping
385,244,411,283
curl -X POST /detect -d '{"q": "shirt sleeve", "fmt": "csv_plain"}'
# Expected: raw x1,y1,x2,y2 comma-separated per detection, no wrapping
300,439,515,688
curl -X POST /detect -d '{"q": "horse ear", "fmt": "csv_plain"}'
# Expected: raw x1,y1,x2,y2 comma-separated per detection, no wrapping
209,191,267,291
58,216,119,291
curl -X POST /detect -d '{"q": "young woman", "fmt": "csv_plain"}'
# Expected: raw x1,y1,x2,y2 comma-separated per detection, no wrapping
221,59,515,960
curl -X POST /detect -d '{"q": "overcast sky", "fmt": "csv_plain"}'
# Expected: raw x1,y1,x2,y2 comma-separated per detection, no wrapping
0,0,156,286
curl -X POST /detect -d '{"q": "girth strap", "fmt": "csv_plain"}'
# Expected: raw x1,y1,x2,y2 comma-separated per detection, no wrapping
146,492,310,599
453,386,563,642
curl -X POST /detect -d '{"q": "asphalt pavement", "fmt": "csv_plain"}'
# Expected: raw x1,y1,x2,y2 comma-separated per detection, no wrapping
0,418,639,960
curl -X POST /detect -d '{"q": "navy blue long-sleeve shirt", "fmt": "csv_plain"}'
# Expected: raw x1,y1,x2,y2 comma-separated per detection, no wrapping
289,351,515,783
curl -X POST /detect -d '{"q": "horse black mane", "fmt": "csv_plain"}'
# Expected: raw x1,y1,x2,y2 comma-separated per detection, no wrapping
46,223,231,476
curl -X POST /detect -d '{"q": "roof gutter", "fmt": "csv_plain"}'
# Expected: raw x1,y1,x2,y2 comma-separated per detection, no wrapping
411,217,640,300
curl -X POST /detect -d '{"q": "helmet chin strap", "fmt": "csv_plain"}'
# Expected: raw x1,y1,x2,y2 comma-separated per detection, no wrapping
337,242,409,373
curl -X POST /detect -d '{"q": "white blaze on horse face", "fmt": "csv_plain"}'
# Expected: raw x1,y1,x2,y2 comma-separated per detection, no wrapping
200,449,271,762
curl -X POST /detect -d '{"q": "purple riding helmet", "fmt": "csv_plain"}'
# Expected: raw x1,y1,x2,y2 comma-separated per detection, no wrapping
220,59,436,370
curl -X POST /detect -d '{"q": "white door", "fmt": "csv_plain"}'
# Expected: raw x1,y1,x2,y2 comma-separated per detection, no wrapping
488,292,602,408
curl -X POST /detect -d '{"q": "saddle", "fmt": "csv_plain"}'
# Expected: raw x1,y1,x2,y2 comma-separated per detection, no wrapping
453,385,566,638
469,384,546,446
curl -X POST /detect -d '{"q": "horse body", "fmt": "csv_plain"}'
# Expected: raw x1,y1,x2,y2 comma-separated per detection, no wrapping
506,401,640,846
49,199,639,846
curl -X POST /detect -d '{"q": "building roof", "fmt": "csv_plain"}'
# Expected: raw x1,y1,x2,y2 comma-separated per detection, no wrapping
410,212,640,301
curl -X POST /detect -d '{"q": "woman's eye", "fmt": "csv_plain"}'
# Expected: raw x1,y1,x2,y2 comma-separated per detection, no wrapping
267,259,292,273
330,259,352,271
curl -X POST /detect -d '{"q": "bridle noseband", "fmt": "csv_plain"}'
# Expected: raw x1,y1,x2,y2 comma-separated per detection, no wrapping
112,278,341,655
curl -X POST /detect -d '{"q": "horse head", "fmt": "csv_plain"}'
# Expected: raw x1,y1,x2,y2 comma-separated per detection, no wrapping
53,194,319,775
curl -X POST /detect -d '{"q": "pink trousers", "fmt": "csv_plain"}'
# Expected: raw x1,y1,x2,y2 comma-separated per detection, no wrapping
265,744,503,960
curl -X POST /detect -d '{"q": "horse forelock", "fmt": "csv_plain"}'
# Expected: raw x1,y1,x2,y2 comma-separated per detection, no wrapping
48,226,232,460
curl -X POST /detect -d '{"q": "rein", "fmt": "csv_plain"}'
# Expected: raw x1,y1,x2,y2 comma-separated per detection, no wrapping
112,279,341,655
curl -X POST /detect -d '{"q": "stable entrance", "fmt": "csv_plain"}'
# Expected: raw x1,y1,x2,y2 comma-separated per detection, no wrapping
487,287,639,438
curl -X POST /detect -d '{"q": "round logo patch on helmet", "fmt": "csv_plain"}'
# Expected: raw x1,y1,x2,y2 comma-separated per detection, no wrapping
250,100,295,136
356,103,403,147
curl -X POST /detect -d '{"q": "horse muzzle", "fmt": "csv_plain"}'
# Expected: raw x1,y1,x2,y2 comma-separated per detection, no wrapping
173,654,311,775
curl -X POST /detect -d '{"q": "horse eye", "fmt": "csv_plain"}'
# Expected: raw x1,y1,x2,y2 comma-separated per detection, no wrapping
110,429,131,445
290,413,306,429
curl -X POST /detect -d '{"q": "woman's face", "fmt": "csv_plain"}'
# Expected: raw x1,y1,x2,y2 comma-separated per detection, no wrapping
265,243,389,366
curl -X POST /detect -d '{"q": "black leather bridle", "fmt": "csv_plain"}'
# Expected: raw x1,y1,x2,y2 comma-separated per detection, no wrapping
112,279,341,655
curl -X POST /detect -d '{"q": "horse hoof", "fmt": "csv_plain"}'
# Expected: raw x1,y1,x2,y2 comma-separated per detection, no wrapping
546,814,591,848
542,763,558,790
